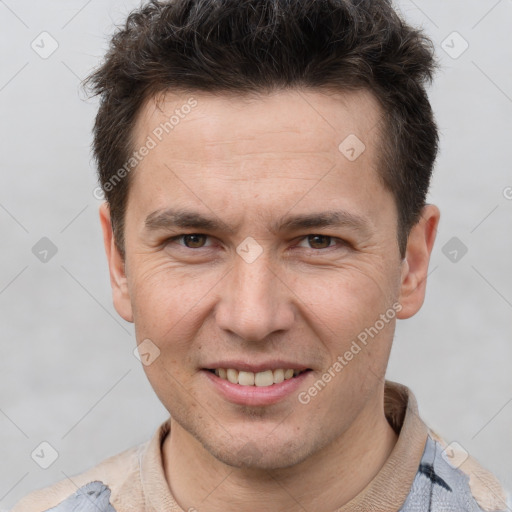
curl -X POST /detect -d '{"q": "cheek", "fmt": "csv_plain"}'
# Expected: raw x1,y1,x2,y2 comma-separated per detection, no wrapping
127,256,222,342
298,266,398,385
127,250,398,350
297,263,393,326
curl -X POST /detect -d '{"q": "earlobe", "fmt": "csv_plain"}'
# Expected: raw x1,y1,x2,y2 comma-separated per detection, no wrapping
397,204,440,319
99,202,134,323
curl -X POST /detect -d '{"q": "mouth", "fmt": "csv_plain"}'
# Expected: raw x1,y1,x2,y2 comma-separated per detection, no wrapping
203,368,312,387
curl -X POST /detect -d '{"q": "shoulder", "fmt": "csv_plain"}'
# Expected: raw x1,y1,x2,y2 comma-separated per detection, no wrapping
10,441,147,512
401,429,510,512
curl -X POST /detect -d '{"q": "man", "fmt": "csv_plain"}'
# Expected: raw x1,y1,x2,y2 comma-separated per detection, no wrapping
12,0,510,511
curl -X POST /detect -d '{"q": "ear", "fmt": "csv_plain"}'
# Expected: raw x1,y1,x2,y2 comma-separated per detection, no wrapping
397,204,440,319
99,202,134,323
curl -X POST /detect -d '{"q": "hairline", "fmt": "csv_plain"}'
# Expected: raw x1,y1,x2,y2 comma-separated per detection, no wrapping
112,84,406,259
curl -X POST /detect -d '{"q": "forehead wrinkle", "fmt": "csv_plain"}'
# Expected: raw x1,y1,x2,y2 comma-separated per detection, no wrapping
137,151,338,184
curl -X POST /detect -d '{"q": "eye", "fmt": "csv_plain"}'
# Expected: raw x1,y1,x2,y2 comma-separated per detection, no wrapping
165,233,348,252
296,235,345,250
168,233,213,249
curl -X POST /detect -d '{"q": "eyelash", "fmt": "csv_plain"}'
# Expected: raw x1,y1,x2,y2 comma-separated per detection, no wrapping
165,233,349,252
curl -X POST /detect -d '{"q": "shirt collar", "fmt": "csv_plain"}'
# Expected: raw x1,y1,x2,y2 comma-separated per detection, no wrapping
138,380,429,512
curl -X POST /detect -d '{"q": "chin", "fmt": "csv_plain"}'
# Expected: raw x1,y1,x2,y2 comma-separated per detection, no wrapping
166,398,328,470
203,432,315,471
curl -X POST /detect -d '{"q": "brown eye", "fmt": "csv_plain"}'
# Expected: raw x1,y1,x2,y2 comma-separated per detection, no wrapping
305,235,333,249
180,234,209,248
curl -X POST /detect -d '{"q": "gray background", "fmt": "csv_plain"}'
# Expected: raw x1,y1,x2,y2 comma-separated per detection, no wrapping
1,0,511,509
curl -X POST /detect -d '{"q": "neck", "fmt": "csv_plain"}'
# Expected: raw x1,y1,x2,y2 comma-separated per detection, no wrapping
163,391,398,512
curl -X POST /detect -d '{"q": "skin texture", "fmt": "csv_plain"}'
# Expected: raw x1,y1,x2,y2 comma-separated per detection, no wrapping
100,88,440,511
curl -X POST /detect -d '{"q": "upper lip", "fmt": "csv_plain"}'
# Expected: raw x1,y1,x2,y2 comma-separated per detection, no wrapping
203,361,311,373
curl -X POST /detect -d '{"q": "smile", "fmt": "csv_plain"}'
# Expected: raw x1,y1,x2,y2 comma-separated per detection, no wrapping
206,368,310,387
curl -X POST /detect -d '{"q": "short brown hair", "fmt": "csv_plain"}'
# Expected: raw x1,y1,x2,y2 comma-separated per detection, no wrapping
85,0,438,259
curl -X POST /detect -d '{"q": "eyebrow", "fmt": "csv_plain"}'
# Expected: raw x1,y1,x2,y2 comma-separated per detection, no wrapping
144,208,372,236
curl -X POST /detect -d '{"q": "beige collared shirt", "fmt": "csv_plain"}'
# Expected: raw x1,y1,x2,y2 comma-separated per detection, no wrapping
12,381,509,512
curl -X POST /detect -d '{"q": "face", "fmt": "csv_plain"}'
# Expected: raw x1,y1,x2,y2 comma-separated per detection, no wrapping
100,88,438,470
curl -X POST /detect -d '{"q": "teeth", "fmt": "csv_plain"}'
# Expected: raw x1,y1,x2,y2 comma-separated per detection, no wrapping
273,368,284,384
255,370,274,387
227,368,238,384
212,368,307,387
238,371,255,386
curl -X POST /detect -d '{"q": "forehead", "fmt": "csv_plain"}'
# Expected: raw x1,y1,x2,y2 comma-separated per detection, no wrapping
127,88,391,225
134,88,383,162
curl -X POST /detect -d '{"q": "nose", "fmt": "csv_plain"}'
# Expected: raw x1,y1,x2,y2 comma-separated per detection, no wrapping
214,251,295,343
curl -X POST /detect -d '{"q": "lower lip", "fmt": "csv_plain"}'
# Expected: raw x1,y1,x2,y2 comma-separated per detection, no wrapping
202,370,312,406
